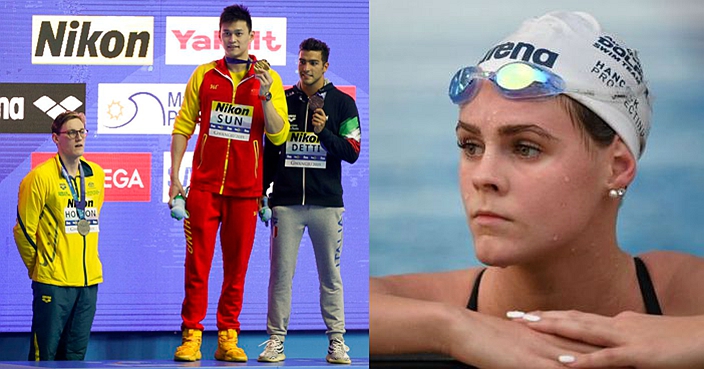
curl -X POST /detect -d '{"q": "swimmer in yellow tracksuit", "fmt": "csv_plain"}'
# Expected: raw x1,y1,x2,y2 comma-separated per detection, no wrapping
13,110,105,361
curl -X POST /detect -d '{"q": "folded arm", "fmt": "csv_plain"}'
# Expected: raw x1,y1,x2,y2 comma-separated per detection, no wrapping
371,273,601,369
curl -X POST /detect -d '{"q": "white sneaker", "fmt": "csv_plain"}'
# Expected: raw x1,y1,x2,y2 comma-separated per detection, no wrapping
257,336,285,362
326,338,351,364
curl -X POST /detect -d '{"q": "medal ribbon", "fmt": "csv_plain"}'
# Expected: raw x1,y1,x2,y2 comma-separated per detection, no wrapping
59,158,86,220
225,57,251,72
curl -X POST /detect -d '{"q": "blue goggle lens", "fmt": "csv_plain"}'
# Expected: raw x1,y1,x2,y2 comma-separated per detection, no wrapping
448,62,566,105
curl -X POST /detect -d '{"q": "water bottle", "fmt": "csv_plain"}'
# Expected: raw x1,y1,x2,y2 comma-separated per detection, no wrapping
171,194,188,220
258,196,272,226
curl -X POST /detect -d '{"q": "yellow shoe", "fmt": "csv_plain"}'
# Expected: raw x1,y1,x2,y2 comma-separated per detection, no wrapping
214,329,248,362
174,329,202,362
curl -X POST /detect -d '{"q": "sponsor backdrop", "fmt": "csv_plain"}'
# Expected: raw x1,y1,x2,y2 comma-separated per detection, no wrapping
0,0,369,332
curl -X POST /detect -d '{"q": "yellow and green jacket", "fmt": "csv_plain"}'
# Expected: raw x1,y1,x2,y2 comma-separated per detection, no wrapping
13,154,105,287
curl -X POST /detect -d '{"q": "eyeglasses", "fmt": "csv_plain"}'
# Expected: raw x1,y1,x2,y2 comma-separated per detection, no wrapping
58,129,88,139
448,61,643,105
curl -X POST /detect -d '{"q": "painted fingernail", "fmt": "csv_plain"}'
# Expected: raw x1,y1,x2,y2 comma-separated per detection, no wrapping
558,355,575,363
506,311,525,319
522,314,541,322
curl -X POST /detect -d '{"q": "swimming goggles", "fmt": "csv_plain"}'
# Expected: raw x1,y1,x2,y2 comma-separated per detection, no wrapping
448,61,642,105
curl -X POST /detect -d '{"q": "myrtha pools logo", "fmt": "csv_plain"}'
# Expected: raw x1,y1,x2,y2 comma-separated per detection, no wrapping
97,84,188,135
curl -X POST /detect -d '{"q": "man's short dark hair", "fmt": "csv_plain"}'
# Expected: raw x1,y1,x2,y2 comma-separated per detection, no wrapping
220,4,252,32
299,38,330,63
51,111,85,134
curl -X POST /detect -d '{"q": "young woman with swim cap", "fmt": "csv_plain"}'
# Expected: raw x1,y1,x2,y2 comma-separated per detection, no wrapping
370,11,704,369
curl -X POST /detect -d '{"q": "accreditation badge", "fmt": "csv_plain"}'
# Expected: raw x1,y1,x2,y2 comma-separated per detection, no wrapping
284,131,327,169
208,101,254,141
64,206,100,235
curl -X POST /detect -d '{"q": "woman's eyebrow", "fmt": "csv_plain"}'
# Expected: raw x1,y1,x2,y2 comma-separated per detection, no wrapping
456,120,481,135
499,124,558,141
456,120,557,141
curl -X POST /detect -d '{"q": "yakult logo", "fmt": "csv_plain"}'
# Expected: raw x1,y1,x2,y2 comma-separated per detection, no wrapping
32,16,154,65
32,153,152,202
165,16,286,66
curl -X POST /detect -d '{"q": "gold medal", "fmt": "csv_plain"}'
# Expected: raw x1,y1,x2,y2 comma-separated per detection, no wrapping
77,219,90,236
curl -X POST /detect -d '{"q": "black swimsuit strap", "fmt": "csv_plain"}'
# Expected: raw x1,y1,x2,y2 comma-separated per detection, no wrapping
466,268,486,311
634,256,663,315
466,257,663,315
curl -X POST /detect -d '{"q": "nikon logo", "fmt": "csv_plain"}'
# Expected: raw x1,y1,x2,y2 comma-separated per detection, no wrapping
32,15,154,65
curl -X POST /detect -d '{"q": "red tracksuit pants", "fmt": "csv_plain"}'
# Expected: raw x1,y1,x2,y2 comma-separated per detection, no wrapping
180,188,259,332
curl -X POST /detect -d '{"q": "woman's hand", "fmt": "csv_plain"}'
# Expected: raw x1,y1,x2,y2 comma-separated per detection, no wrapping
517,310,704,369
443,309,606,369
372,274,616,369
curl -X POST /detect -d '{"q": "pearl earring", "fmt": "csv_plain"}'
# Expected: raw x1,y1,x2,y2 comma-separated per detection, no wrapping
609,188,626,198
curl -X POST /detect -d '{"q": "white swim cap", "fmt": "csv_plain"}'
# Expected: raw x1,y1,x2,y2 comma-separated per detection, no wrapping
477,11,652,159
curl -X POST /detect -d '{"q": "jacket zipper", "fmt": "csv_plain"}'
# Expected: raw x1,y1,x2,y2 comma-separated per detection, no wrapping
78,176,88,286
213,67,243,195
302,100,311,205
83,236,88,286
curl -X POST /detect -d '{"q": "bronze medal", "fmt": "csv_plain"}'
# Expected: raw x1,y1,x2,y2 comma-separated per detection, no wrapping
77,219,90,236
309,94,324,111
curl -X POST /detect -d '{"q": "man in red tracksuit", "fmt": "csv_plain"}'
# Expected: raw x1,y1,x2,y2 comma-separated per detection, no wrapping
168,4,289,362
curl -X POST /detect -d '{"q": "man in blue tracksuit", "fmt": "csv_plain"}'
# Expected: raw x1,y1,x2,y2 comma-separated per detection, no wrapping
258,38,361,364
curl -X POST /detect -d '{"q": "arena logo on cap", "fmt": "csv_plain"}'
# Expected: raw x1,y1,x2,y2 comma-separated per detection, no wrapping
32,15,154,65
479,41,559,68
165,16,286,66
31,153,152,202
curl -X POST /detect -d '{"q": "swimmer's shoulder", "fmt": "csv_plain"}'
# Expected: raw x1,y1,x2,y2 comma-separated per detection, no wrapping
639,250,704,315
372,267,485,307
